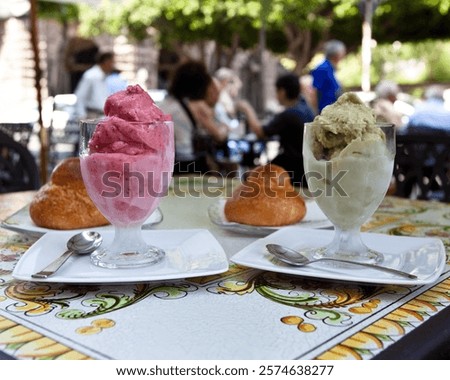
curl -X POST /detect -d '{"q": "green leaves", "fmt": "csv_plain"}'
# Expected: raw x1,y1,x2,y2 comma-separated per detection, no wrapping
37,0,450,75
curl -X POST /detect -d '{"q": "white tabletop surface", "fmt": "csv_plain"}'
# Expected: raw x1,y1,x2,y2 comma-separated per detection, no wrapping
157,194,255,258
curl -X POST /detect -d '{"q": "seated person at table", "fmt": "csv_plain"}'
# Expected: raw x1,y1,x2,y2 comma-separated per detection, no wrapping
407,85,450,131
213,68,245,134
159,61,228,174
238,73,315,186
371,80,406,127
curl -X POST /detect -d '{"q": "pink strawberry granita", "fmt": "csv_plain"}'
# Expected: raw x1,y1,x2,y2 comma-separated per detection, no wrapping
80,85,174,227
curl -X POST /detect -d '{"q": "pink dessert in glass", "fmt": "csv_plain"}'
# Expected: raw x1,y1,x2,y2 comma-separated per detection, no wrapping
79,85,174,268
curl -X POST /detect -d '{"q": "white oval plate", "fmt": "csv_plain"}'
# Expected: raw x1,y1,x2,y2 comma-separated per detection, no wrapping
13,229,228,283
231,226,447,286
208,199,332,236
1,205,163,238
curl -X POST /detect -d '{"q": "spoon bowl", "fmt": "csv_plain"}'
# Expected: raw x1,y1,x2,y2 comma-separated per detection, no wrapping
32,231,103,279
266,244,417,279
67,231,103,254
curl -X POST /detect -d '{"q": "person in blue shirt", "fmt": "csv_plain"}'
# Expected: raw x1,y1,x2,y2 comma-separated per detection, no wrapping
106,69,128,95
310,40,346,114
241,73,315,186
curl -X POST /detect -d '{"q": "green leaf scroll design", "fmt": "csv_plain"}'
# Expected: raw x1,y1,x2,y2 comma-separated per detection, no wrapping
56,283,198,320
211,269,393,327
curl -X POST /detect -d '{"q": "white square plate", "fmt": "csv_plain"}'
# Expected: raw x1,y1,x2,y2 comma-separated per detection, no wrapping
208,199,332,236
13,229,228,283
1,205,163,238
231,227,447,285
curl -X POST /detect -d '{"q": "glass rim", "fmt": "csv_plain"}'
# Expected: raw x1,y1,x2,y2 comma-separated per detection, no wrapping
79,117,173,125
304,122,395,128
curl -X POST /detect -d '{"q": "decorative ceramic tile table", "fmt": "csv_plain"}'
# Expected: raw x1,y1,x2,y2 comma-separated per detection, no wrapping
0,189,449,360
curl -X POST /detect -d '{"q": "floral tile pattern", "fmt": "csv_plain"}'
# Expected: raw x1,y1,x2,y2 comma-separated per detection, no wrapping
0,195,449,359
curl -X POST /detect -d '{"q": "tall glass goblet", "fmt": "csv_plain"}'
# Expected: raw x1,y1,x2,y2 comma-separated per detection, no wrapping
303,123,395,264
79,117,174,269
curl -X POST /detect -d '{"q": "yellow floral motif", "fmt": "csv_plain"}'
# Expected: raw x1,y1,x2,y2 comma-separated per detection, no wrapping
317,345,362,360
281,316,303,325
0,316,16,330
281,315,316,333
217,279,256,295
397,224,417,234
433,281,450,293
189,265,246,285
401,299,437,313
92,319,115,329
349,299,381,314
0,315,92,359
76,319,116,335
387,309,424,322
362,215,402,231
322,287,374,308
4,282,68,315
416,291,450,303
341,332,383,350
424,229,450,238
0,325,41,344
15,338,72,358
316,277,450,359
364,319,405,336
0,296,6,302
298,323,316,333
76,326,102,335
56,352,91,360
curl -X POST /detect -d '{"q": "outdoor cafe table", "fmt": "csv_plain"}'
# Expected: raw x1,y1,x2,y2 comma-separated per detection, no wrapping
0,182,449,360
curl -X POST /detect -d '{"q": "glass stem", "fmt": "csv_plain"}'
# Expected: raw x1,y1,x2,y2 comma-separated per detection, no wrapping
111,224,146,254
91,222,165,268
330,227,366,256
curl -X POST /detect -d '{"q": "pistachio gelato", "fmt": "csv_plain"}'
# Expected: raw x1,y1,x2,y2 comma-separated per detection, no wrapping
303,92,394,231
310,92,385,160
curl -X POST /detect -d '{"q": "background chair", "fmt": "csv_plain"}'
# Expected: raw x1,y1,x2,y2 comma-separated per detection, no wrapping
0,122,34,147
394,128,450,202
0,130,40,193
48,94,79,170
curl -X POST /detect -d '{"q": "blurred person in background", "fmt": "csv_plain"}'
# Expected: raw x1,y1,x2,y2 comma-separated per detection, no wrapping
310,40,346,113
159,61,228,174
64,36,99,93
299,75,316,110
371,80,405,127
407,85,450,131
239,73,315,186
213,68,249,138
214,68,242,120
106,69,128,95
74,52,115,119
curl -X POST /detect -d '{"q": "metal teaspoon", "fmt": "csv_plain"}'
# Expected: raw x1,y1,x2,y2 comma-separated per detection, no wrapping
266,244,417,279
31,231,103,279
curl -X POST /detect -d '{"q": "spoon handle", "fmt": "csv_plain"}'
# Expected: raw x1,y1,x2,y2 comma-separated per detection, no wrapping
31,250,74,279
315,257,417,279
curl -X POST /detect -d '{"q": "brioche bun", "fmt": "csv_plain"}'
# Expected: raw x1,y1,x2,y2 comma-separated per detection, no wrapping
224,164,306,226
29,157,109,230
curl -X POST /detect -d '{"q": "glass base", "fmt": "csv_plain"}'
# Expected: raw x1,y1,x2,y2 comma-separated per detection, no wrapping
91,245,165,269
90,225,165,269
312,246,383,264
312,228,384,264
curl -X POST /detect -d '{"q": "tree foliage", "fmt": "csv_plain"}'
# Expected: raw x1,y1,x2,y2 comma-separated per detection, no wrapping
37,1,79,24
373,0,450,42
37,0,450,73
